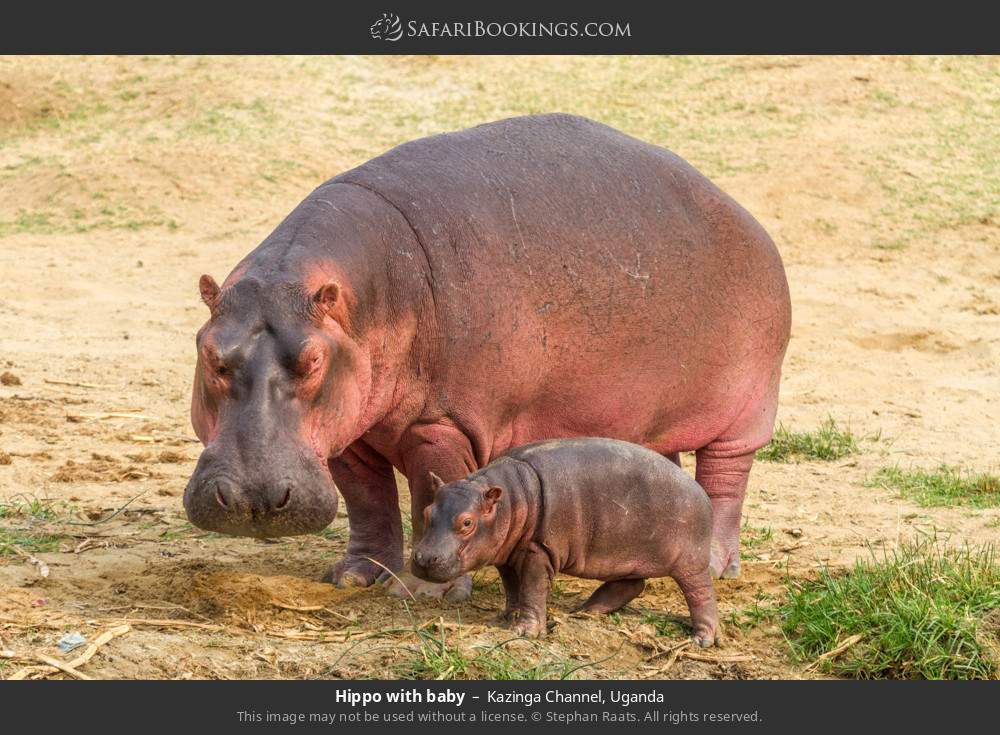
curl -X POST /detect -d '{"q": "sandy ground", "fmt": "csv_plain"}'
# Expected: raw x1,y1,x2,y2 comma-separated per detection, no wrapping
0,55,997,680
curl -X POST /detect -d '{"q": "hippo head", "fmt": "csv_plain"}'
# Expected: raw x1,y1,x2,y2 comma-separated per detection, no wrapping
411,473,505,583
183,272,366,538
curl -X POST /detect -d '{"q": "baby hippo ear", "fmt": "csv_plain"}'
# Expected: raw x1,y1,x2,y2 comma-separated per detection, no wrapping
199,275,220,311
428,472,445,493
482,486,503,513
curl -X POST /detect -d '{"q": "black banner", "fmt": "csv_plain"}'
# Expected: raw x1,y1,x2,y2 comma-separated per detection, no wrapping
0,1,997,54
1,680,995,733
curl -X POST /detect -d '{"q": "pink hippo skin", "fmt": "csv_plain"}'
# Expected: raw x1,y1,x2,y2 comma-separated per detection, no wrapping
183,114,791,600
412,438,721,644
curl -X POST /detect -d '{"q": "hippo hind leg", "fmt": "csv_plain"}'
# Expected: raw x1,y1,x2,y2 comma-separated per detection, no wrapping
696,368,781,579
696,447,754,579
575,578,646,614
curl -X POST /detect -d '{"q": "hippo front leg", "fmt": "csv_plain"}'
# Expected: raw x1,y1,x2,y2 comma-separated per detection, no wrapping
322,447,403,588
387,424,479,602
509,546,554,638
497,564,520,621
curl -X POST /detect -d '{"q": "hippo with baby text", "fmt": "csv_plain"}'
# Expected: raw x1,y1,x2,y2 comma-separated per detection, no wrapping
412,438,720,644
183,113,791,599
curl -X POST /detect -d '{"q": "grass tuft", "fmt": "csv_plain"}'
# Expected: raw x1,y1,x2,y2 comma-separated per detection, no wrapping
395,621,583,680
867,465,1000,508
741,520,774,560
780,540,1000,679
0,495,61,521
757,418,859,462
0,527,63,555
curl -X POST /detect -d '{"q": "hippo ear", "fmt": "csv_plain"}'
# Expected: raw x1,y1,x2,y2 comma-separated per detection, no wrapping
428,472,445,493
482,486,503,513
199,275,220,310
312,282,341,319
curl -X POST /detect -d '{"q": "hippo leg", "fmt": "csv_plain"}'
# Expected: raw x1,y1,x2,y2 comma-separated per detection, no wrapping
674,569,721,648
510,545,554,638
322,447,403,587
698,369,782,579
386,425,478,602
575,579,646,614
497,564,520,620
695,448,755,579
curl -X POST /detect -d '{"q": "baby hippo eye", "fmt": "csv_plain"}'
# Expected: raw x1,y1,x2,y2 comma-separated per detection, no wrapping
462,518,473,529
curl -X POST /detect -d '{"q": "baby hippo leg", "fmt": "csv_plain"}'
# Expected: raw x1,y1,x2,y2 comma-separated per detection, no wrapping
497,564,520,621
576,579,646,614
674,569,721,647
510,547,553,638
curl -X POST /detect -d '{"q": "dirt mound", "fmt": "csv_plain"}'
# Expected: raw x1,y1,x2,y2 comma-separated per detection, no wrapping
183,571,364,620
114,559,366,626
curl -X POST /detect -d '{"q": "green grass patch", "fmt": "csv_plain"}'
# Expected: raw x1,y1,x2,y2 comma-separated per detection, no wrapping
394,622,585,680
741,520,774,560
780,541,1000,679
757,418,859,462
867,465,1000,508
0,205,178,237
726,592,777,633
0,495,61,521
0,527,64,555
640,611,689,638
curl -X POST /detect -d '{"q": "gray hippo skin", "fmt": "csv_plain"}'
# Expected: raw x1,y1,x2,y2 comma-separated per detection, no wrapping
412,438,720,645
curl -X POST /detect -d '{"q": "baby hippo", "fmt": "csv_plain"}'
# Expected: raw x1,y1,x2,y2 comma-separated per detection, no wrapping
411,438,721,646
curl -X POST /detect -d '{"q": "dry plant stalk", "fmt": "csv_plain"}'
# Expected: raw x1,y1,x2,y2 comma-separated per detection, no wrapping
7,624,131,680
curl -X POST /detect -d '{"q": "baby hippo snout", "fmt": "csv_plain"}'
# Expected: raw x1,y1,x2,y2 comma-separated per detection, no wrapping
411,542,462,583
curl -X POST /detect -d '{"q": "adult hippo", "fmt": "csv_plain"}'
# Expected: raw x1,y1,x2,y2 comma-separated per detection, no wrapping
184,113,791,599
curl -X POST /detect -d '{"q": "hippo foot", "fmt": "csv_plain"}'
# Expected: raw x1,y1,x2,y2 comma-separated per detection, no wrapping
323,554,396,588
692,623,722,648
510,615,546,639
385,570,472,603
709,545,741,580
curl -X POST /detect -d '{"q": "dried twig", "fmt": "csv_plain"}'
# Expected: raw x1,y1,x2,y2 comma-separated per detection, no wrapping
805,633,864,671
7,624,130,680
270,599,324,612
67,412,156,421
118,618,225,632
679,650,754,663
644,640,691,677
32,653,92,680
43,378,107,389
646,638,694,661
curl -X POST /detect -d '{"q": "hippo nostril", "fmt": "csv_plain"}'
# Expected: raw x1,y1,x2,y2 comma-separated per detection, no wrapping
275,485,293,512
213,480,229,509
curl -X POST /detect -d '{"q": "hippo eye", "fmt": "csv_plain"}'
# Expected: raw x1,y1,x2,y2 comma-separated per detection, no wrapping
462,518,473,529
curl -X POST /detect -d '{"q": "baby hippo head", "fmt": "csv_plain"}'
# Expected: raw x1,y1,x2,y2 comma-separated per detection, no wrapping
411,473,504,583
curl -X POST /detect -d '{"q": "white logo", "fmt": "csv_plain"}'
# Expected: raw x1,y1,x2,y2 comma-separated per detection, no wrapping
370,12,403,41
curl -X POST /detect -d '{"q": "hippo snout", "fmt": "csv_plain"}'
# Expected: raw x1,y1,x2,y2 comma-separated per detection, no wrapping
411,545,462,583
183,449,337,538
